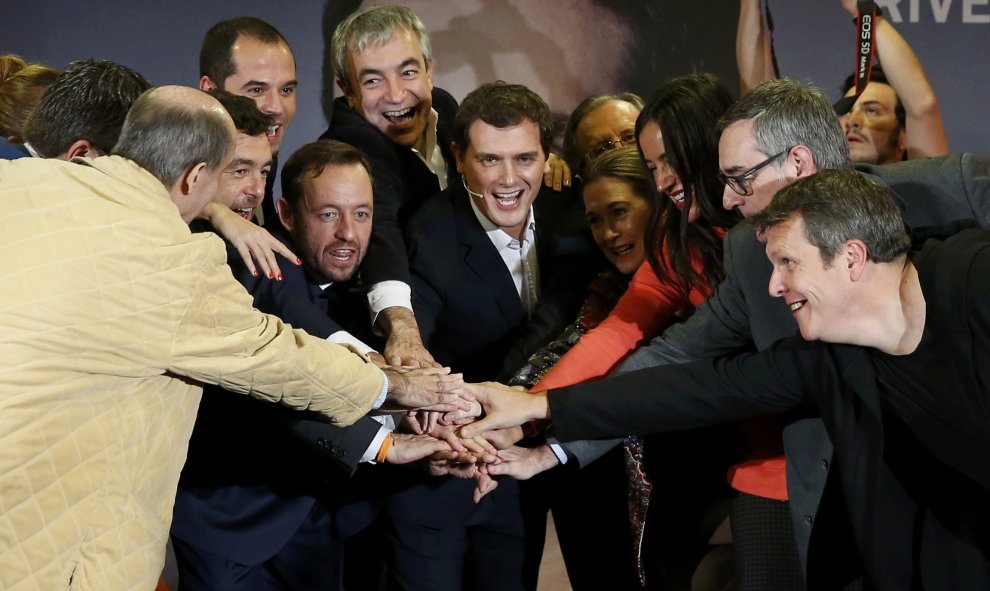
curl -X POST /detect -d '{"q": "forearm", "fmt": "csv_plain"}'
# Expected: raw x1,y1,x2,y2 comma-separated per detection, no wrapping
737,0,775,95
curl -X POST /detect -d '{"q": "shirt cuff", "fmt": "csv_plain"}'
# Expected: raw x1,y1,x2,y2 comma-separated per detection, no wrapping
327,330,376,356
361,425,394,463
368,281,413,316
373,370,389,410
546,437,569,465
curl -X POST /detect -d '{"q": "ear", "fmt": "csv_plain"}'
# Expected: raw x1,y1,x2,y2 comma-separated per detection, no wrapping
789,145,817,179
199,76,217,92
844,239,869,282
336,77,356,108
896,128,908,156
169,162,209,222
451,142,465,174
276,196,295,232
65,139,100,160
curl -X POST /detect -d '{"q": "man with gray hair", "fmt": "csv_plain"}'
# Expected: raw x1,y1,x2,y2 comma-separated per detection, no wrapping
0,85,467,591
482,78,990,589
320,4,460,368
466,167,990,590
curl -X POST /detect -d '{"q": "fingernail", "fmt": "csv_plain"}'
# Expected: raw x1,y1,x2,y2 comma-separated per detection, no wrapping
277,274,283,281
296,258,302,264
253,271,259,277
268,272,274,279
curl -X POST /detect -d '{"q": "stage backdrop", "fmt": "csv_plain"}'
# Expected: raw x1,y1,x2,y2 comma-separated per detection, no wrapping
4,0,986,184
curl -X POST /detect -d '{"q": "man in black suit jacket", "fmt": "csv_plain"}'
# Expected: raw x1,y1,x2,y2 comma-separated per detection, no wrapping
320,5,460,368
171,136,452,590
380,81,598,591
467,168,990,591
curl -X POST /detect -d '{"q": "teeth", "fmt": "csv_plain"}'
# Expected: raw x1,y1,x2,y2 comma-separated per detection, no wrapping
383,107,414,119
613,245,632,255
789,301,805,311
267,125,279,137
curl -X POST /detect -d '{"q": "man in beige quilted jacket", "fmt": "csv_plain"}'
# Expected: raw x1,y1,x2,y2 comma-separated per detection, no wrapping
0,85,468,591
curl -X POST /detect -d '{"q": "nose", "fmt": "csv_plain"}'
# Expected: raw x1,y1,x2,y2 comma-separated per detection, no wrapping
384,78,406,104
248,171,266,200
842,110,861,131
335,214,357,242
257,91,282,117
722,183,743,211
768,267,786,298
602,220,621,242
499,160,517,186
652,161,675,193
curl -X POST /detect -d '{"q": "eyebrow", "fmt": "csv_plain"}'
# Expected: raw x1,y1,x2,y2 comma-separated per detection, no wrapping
238,79,297,89
358,57,421,79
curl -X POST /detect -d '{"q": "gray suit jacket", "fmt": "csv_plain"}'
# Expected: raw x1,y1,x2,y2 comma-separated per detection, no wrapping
561,153,990,572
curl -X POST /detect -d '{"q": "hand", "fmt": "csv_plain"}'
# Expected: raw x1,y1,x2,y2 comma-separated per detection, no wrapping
385,432,452,464
457,382,550,438
544,153,572,192
426,450,500,503
382,366,472,413
467,425,525,450
201,202,299,279
401,410,442,435
379,307,440,368
486,444,561,480
367,352,389,367
440,400,483,425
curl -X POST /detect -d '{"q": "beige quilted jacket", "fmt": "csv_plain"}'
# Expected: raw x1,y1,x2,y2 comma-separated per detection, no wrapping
0,156,385,590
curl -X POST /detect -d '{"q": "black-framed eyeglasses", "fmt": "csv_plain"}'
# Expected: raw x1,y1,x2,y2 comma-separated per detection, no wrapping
584,130,637,163
718,146,794,196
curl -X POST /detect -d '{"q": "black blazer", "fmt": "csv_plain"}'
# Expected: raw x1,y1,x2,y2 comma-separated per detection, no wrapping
407,179,601,382
171,229,384,563
320,88,459,285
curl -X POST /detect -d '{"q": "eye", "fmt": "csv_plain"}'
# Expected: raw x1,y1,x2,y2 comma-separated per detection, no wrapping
480,155,499,166
229,168,248,178
320,210,340,221
401,68,419,78
362,77,381,88
517,154,536,164
613,207,628,218
354,210,371,221
261,168,271,179
245,87,264,96
280,85,296,96
586,214,602,226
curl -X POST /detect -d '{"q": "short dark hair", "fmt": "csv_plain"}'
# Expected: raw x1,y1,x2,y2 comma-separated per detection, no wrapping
752,169,910,265
207,89,272,137
281,139,373,209
22,59,151,158
562,92,644,172
841,66,906,130
200,17,290,85
113,88,233,188
452,81,553,155
719,79,852,172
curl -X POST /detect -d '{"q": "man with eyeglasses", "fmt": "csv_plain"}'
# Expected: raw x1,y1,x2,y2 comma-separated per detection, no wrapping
481,78,990,589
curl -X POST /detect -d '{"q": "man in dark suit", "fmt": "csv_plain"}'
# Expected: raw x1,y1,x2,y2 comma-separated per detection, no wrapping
171,128,453,590
320,5,460,368
483,79,990,589
381,81,597,591
467,167,990,590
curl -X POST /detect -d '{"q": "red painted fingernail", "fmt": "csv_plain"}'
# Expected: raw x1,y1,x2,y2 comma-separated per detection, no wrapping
277,274,283,281
253,271,259,277
296,258,302,264
268,272,274,279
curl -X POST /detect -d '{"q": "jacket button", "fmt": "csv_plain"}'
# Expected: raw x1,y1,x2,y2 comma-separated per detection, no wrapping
804,515,813,526
821,459,829,471
316,438,327,449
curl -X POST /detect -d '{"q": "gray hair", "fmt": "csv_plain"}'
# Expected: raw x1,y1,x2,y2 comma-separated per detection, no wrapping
332,5,432,92
752,169,910,265
720,79,852,171
113,89,233,188
562,92,644,172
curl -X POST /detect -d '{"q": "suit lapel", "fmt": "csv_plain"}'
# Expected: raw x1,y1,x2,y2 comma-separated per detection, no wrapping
452,186,525,321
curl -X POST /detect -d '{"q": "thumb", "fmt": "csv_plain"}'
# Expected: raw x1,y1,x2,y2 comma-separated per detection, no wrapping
458,416,496,439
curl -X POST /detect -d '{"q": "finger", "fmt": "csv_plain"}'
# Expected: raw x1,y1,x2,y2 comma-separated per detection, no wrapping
473,473,498,503
426,411,439,434
552,165,563,191
261,246,282,281
234,243,259,278
473,436,498,455
270,240,300,265
458,437,487,455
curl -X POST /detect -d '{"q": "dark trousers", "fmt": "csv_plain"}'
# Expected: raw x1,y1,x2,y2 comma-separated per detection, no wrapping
384,477,525,591
173,502,344,591
730,493,805,591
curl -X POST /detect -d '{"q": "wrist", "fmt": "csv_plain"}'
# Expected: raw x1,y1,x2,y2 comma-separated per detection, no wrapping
377,432,397,463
